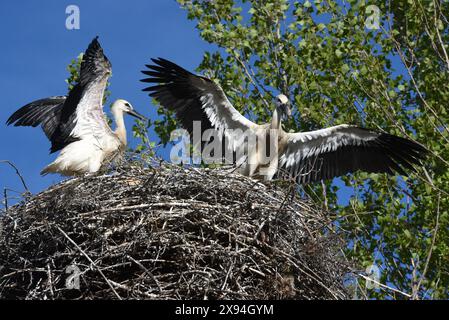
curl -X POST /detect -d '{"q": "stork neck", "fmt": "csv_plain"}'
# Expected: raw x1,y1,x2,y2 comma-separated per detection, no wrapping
113,110,127,146
271,108,282,130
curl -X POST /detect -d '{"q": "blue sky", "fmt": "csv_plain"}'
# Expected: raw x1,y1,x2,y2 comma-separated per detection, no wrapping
0,1,217,196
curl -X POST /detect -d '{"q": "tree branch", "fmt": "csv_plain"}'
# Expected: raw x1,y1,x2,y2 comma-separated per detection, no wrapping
0,160,30,194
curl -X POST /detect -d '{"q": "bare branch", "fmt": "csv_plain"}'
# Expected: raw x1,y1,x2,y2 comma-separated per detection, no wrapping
0,160,30,194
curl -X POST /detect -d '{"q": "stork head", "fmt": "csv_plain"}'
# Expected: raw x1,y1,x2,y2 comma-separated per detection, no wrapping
111,99,146,120
275,94,291,121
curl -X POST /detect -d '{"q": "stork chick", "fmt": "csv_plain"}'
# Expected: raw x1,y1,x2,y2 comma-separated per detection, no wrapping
141,58,428,184
7,37,146,176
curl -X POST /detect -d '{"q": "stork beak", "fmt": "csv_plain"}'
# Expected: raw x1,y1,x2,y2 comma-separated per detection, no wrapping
126,109,147,121
285,103,292,118
282,103,292,121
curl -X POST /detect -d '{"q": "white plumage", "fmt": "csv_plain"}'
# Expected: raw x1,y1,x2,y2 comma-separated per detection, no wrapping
40,99,142,176
142,58,428,184
7,38,145,176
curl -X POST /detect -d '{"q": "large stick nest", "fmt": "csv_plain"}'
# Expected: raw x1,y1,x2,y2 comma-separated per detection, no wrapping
0,160,349,299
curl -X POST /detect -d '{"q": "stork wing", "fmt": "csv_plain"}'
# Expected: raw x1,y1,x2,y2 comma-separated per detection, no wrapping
7,37,112,154
7,96,67,140
141,58,259,154
50,36,113,153
279,124,428,184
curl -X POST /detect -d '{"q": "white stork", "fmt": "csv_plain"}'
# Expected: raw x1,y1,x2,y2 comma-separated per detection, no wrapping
7,37,145,176
141,58,427,184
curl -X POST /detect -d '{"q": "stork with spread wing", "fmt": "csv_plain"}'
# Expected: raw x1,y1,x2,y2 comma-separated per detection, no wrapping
141,58,427,184
7,37,145,176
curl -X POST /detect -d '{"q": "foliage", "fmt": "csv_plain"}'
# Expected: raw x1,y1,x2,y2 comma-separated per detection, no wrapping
138,0,448,299
132,118,156,159
65,53,83,91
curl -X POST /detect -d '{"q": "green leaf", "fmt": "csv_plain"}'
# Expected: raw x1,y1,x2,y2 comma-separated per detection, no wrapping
341,64,350,73
335,49,343,58
404,230,412,239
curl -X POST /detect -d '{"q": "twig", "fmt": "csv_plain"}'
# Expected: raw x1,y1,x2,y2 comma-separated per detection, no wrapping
126,255,162,293
56,226,122,300
3,188,8,212
0,160,30,193
357,273,412,298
